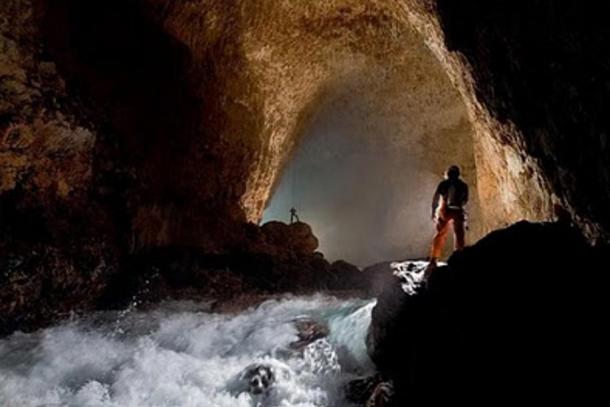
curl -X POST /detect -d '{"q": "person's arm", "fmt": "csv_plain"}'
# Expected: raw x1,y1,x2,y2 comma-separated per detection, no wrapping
463,183,469,206
431,183,442,219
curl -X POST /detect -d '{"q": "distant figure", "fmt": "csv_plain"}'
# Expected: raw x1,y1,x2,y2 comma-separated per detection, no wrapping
427,165,469,272
290,207,300,224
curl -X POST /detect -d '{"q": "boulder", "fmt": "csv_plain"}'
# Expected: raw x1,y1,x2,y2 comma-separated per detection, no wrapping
260,221,319,256
365,381,394,407
290,318,330,351
360,262,395,297
326,260,364,290
345,374,394,406
228,364,275,396
367,221,608,404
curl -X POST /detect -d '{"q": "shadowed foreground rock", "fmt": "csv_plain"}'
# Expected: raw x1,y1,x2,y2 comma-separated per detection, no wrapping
367,221,609,404
1,219,369,334
345,374,394,406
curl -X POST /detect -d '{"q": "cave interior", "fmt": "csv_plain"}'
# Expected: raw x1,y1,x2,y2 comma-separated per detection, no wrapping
1,0,610,404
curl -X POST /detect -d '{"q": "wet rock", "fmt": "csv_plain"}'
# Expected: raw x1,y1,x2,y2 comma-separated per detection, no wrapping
345,374,384,404
367,221,607,403
345,375,395,406
290,318,330,351
99,243,364,315
359,262,395,297
100,247,260,309
327,260,409,294
0,238,120,335
326,260,363,290
365,381,394,407
228,364,275,396
245,365,275,395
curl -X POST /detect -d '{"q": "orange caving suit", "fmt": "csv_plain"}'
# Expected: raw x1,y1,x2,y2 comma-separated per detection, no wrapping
430,177,469,259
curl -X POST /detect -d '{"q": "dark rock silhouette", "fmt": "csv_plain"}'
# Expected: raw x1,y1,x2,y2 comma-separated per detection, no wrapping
260,221,319,256
345,374,394,406
94,221,373,316
367,221,608,404
326,260,366,291
365,381,394,407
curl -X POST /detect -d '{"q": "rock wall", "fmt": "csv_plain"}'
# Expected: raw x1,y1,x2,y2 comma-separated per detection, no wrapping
1,0,610,330
0,0,124,332
1,0,94,206
404,0,610,241
6,0,608,250
139,0,477,240
136,0,610,243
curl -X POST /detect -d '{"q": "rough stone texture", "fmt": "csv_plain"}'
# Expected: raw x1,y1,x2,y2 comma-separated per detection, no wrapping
367,221,608,403
260,221,319,256
96,222,373,318
263,61,481,264
133,0,610,243
0,0,125,333
2,0,610,331
38,0,205,248
344,374,394,406
0,0,95,201
403,0,610,241
139,0,486,244
290,318,330,351
6,0,610,249
0,238,118,334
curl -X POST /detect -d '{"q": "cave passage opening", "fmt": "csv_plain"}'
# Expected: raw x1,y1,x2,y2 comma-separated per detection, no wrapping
263,63,482,267
32,0,526,256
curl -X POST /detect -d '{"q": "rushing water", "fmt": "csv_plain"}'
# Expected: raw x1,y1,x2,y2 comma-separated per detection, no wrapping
0,295,376,407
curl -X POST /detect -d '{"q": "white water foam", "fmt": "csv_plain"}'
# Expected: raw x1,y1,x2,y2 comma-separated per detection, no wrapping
391,260,445,295
0,295,376,407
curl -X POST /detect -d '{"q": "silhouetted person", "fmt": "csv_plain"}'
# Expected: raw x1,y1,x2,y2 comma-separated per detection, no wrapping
290,207,300,224
427,165,469,273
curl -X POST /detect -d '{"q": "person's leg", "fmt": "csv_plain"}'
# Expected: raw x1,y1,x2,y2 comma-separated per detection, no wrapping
453,211,465,251
430,217,450,260
426,218,449,280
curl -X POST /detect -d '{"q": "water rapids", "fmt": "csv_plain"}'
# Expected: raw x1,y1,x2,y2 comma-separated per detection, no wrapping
0,295,376,407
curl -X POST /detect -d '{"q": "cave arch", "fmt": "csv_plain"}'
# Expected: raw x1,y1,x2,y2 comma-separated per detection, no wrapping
30,0,596,252
84,0,559,249
262,58,482,265
4,0,610,336
224,0,563,246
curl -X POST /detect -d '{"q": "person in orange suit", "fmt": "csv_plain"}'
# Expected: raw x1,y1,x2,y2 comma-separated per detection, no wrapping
426,165,469,275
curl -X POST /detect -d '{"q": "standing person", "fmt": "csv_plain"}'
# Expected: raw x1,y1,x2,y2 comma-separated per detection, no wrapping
427,165,469,274
290,207,300,224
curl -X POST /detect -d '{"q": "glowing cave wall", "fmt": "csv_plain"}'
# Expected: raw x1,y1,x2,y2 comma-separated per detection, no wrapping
263,64,480,265
4,0,609,258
